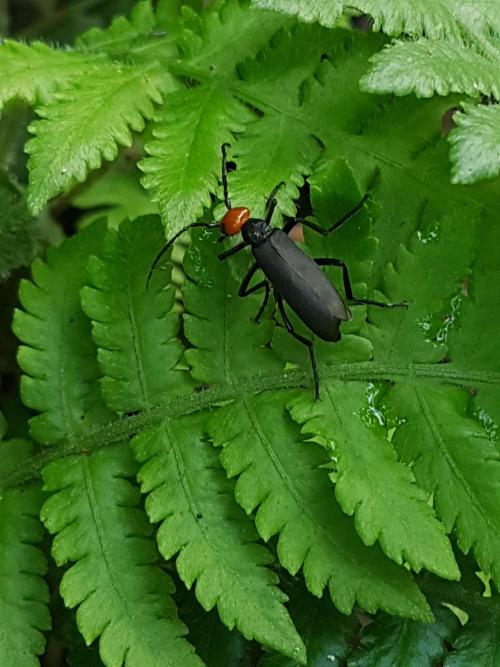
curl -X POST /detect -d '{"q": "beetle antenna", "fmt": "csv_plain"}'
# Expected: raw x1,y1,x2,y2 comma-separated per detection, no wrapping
221,143,232,210
147,222,219,287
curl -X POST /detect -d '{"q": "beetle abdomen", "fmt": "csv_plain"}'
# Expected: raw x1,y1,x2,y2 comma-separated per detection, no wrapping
253,230,349,341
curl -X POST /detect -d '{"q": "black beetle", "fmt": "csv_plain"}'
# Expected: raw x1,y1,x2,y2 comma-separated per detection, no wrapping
149,145,403,397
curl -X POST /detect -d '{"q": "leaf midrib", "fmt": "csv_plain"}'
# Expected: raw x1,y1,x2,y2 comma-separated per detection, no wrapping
7,361,500,492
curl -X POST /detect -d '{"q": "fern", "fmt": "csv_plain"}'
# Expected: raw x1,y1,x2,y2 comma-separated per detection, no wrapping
186,229,430,620
2,1,500,664
349,604,459,666
27,65,163,214
0,418,50,666
140,86,250,230
81,218,306,661
0,173,40,280
13,225,202,666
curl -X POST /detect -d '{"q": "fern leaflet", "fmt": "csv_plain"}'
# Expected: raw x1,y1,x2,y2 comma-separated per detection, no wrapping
13,225,201,667
0,427,50,667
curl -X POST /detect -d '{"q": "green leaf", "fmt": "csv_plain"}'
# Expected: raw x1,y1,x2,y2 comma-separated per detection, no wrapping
361,38,500,99
258,580,358,666
209,394,431,621
251,0,343,29
81,216,189,413
252,0,500,39
42,444,203,667
140,85,250,233
388,382,500,588
0,437,51,667
288,382,459,580
182,232,431,622
444,592,500,666
183,229,280,384
449,104,500,183
82,221,304,662
14,225,201,666
0,174,40,281
76,0,178,65
445,615,500,666
356,215,500,587
132,413,307,664
179,594,255,667
181,0,288,76
226,114,320,218
13,224,110,444
448,225,500,429
70,158,157,228
0,40,98,111
349,605,459,667
27,64,162,214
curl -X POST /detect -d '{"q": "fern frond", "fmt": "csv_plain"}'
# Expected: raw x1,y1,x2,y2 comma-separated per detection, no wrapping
178,594,253,667
81,216,189,413
140,85,251,235
349,605,459,666
253,0,500,39
0,40,99,111
180,0,288,75
42,444,203,667
259,580,358,665
288,382,459,580
182,231,430,621
449,103,500,183
76,0,177,64
13,225,201,666
225,114,320,218
449,233,500,429
0,174,39,281
388,383,500,587
183,228,280,384
133,414,307,664
26,65,162,214
70,158,157,228
0,435,50,666
209,393,430,621
361,38,500,99
80,220,305,662
366,215,475,364
77,1,152,54
251,0,343,29
365,221,500,587
13,224,110,444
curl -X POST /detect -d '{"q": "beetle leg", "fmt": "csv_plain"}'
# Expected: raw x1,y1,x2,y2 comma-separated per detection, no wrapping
314,258,407,308
327,193,370,234
327,169,380,234
264,181,286,225
221,143,232,210
238,263,271,322
218,240,248,261
275,293,320,399
147,222,219,287
282,217,327,236
254,283,271,322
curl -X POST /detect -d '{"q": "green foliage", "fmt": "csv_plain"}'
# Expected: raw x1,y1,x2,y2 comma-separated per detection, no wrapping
0,174,40,280
26,65,163,214
1,1,500,665
14,226,201,666
349,604,459,667
0,426,50,666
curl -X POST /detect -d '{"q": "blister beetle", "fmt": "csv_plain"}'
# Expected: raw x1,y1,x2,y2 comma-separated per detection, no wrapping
149,145,404,397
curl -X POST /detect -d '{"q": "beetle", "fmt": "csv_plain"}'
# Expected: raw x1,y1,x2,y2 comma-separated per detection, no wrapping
149,145,403,398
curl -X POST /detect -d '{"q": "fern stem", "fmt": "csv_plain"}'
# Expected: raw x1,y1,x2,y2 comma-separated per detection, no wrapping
1,362,497,492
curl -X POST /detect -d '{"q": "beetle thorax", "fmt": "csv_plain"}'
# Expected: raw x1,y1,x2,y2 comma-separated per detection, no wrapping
242,219,272,246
